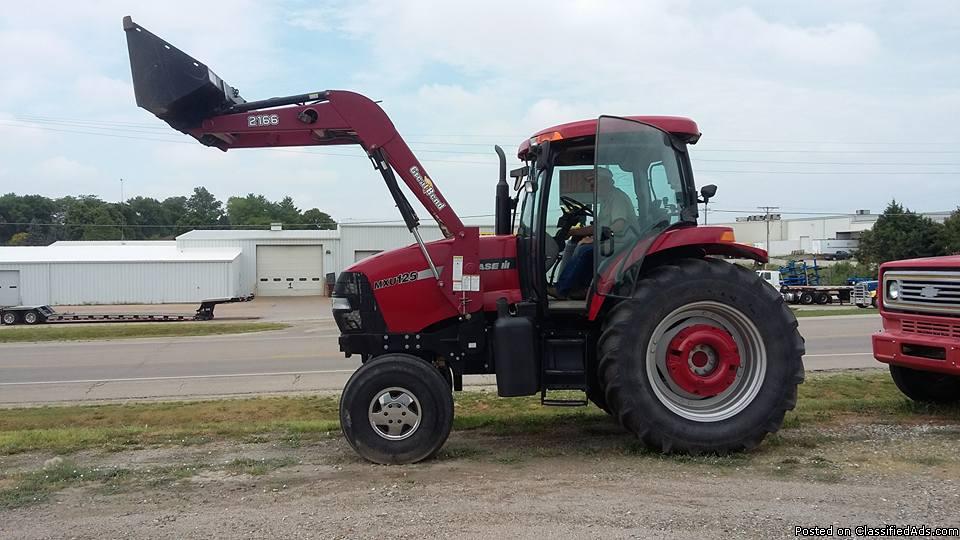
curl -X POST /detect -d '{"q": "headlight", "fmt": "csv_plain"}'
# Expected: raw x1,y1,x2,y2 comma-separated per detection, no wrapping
331,297,352,310
887,280,901,301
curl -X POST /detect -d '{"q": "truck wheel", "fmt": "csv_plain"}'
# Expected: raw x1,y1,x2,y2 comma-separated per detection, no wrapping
799,292,814,305
889,365,960,403
598,258,805,453
1,312,17,325
339,354,454,464
22,310,40,325
814,292,829,305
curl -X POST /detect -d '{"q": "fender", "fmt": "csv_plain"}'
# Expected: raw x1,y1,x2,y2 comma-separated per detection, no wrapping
587,226,768,320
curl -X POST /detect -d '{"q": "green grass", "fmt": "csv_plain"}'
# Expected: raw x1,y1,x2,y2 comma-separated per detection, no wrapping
224,457,298,476
0,321,289,343
792,308,876,317
0,460,130,509
1,372,956,457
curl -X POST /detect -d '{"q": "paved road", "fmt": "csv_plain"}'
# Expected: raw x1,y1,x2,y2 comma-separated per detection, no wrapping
0,314,882,405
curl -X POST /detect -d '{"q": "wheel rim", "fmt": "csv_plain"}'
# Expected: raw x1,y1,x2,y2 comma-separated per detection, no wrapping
646,301,767,423
2,313,14,324
368,387,422,441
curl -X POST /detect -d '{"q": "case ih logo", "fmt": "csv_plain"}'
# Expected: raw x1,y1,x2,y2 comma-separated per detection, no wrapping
409,166,446,211
479,258,516,271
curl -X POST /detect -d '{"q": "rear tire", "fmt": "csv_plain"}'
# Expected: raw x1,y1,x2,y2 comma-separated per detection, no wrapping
1,312,17,325
814,292,829,305
598,258,805,453
799,291,814,305
889,365,960,403
22,310,39,325
339,354,454,464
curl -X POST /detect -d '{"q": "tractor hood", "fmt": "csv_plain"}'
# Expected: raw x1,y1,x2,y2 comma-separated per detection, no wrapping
334,235,520,334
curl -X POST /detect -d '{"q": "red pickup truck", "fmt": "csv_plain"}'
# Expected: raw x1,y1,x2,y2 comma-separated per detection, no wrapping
872,255,960,402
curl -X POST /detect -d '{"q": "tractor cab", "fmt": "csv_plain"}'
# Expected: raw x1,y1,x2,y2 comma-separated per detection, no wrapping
511,116,708,312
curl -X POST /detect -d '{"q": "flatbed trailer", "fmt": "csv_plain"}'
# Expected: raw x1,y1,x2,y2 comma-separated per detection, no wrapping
780,285,853,305
0,295,254,326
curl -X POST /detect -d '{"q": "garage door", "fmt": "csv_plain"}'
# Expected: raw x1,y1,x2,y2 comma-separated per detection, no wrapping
256,245,325,296
0,271,20,307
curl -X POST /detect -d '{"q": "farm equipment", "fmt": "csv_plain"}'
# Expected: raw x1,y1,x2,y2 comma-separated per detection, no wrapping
0,295,255,326
123,17,805,464
775,259,854,305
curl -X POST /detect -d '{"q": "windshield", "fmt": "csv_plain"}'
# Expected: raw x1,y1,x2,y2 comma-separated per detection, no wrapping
594,116,697,297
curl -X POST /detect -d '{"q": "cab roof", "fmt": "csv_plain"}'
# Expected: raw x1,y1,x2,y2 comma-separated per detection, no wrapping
517,116,700,159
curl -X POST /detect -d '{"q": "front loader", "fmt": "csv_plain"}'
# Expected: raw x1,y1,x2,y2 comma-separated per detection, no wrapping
123,18,805,464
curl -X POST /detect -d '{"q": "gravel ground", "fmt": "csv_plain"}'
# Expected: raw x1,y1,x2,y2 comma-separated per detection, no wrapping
3,417,960,539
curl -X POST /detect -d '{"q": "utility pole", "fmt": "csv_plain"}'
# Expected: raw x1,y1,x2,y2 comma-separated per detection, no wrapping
758,206,779,253
120,178,125,241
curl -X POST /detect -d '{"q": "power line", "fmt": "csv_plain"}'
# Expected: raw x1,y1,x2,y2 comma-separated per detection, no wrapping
698,169,959,175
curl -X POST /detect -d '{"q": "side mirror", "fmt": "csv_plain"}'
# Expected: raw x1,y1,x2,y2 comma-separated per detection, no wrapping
699,184,717,202
511,165,530,191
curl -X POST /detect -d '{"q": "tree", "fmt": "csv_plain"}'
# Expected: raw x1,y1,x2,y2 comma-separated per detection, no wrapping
177,187,224,229
7,232,30,245
226,194,277,227
943,208,960,255
857,200,945,267
302,208,337,230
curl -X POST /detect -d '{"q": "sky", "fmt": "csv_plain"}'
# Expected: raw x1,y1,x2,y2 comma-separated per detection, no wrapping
0,0,957,224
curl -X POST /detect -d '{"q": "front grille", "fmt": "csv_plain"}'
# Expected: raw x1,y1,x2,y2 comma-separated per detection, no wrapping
853,283,868,302
332,271,386,334
901,318,960,339
884,270,960,315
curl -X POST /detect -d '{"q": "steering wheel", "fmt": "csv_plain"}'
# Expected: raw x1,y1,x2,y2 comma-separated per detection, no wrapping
560,195,592,217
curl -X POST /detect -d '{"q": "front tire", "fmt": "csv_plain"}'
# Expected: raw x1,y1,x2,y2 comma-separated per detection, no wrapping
889,365,960,403
598,258,805,453
339,354,454,464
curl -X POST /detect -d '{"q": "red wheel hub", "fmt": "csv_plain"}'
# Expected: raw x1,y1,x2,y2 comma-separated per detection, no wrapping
665,324,741,396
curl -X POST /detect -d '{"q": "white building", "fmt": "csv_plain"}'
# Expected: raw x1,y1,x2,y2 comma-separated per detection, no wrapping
0,223,490,306
719,210,953,257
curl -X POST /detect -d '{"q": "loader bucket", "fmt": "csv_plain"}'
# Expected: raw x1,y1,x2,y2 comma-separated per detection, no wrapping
122,16,245,129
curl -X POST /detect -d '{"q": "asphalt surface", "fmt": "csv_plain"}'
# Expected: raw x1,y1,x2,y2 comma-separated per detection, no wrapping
0,314,882,406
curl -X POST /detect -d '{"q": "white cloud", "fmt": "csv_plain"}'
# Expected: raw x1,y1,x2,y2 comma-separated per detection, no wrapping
35,156,98,179
0,0,955,220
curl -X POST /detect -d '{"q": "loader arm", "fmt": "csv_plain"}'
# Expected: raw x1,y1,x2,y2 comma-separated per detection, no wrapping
183,91,464,237
123,17,482,316
122,17,463,238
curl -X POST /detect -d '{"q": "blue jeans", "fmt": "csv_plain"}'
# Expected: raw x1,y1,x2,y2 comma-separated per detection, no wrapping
556,243,594,297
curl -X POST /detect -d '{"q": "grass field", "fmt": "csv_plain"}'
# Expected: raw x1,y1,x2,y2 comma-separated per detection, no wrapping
4,371,960,511
0,371,954,457
0,321,289,344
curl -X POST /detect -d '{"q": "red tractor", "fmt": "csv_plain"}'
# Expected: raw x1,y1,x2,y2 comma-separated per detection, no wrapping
124,18,805,464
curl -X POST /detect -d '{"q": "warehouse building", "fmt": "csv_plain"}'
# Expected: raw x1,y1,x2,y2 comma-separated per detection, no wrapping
0,223,472,306
718,210,952,257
